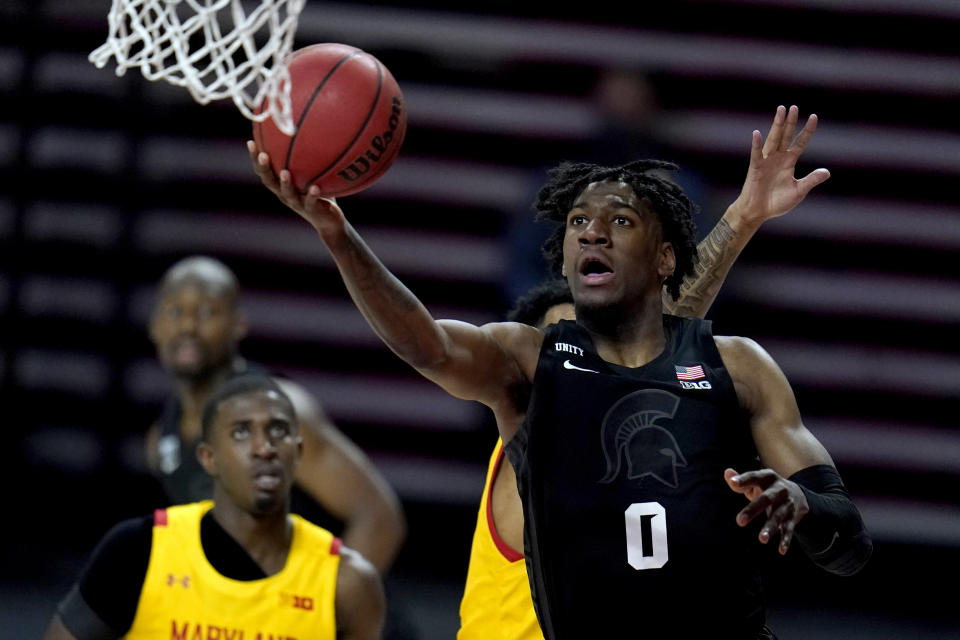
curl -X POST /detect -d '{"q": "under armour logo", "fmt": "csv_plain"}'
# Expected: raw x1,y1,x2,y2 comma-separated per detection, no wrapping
167,574,190,588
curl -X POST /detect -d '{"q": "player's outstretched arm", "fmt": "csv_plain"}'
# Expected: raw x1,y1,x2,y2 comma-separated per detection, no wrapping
249,142,539,428
335,547,386,640
277,379,406,575
664,105,830,318
717,336,872,575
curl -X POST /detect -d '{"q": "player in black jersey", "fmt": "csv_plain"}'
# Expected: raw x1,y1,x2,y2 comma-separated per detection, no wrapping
146,256,406,576
252,105,872,638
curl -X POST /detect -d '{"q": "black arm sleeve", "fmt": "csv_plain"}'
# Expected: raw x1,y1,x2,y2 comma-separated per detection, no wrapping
58,515,153,640
789,464,872,576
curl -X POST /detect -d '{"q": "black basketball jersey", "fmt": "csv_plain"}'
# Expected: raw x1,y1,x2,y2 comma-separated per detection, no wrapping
155,362,270,502
505,316,766,639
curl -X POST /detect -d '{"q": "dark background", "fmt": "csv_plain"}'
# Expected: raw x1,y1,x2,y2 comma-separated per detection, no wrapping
2,1,959,637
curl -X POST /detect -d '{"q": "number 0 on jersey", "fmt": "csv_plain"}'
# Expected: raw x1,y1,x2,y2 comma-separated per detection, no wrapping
625,502,669,570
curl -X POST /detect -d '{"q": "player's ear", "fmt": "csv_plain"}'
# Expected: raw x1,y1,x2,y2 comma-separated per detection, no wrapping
197,441,218,476
232,311,249,342
657,242,676,279
148,308,161,345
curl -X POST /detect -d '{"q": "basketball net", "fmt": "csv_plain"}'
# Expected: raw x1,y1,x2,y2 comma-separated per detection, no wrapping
89,0,304,135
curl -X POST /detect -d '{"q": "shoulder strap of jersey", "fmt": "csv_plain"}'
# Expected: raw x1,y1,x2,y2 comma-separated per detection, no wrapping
543,319,602,364
667,315,741,404
158,393,182,438
288,513,338,557
666,315,725,367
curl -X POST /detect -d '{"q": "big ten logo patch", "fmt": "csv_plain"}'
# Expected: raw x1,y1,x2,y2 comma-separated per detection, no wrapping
279,592,314,611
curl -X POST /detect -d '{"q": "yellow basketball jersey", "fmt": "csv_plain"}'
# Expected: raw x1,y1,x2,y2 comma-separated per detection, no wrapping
126,501,340,640
457,440,544,640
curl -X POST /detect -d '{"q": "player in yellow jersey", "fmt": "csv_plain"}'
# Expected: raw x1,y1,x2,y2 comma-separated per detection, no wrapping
43,374,384,640
458,281,575,640
147,256,406,578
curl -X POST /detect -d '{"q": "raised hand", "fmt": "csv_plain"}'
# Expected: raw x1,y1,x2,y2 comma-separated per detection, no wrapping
724,467,810,555
727,105,830,231
247,140,344,236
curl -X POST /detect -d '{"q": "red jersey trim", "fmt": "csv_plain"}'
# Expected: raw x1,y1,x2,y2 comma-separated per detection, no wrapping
330,537,343,556
486,444,524,562
154,509,168,527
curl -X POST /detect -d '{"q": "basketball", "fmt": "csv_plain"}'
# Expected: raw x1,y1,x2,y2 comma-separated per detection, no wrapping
254,43,407,197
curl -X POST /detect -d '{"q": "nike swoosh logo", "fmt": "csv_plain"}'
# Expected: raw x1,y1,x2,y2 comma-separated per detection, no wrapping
563,360,599,374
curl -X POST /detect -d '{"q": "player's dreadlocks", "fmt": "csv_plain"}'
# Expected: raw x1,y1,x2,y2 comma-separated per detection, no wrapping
534,159,699,301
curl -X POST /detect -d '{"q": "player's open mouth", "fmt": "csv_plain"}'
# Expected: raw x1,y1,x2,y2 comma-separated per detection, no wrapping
252,470,282,491
580,256,613,285
171,338,202,365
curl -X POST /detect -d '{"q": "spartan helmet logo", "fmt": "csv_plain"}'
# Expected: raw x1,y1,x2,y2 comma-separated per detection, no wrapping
599,389,687,488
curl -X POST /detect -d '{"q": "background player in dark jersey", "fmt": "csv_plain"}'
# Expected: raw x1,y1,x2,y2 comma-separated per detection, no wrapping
146,255,406,576
251,105,871,638
43,374,384,640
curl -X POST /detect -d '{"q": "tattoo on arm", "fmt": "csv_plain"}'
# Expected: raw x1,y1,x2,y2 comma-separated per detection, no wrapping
664,218,740,319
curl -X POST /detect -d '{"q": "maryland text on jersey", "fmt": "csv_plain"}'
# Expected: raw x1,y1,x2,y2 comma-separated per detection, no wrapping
170,620,300,640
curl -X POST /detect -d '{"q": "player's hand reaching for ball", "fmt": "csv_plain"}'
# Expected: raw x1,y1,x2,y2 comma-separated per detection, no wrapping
724,467,809,555
248,140,345,236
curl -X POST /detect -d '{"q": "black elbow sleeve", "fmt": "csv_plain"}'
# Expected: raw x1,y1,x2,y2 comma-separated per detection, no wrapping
789,464,873,576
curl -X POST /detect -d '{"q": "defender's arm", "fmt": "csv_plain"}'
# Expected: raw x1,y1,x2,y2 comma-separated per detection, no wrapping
664,105,830,318
278,379,406,575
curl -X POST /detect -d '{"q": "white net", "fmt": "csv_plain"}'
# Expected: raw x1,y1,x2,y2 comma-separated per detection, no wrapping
89,0,304,135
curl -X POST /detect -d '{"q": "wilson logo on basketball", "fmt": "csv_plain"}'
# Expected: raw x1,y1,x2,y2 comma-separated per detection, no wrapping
337,96,404,183
253,43,407,197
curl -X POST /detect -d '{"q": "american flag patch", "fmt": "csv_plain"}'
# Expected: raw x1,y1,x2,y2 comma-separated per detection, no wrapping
675,365,705,381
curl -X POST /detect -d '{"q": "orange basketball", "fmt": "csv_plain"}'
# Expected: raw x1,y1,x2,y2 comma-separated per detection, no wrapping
254,43,407,197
